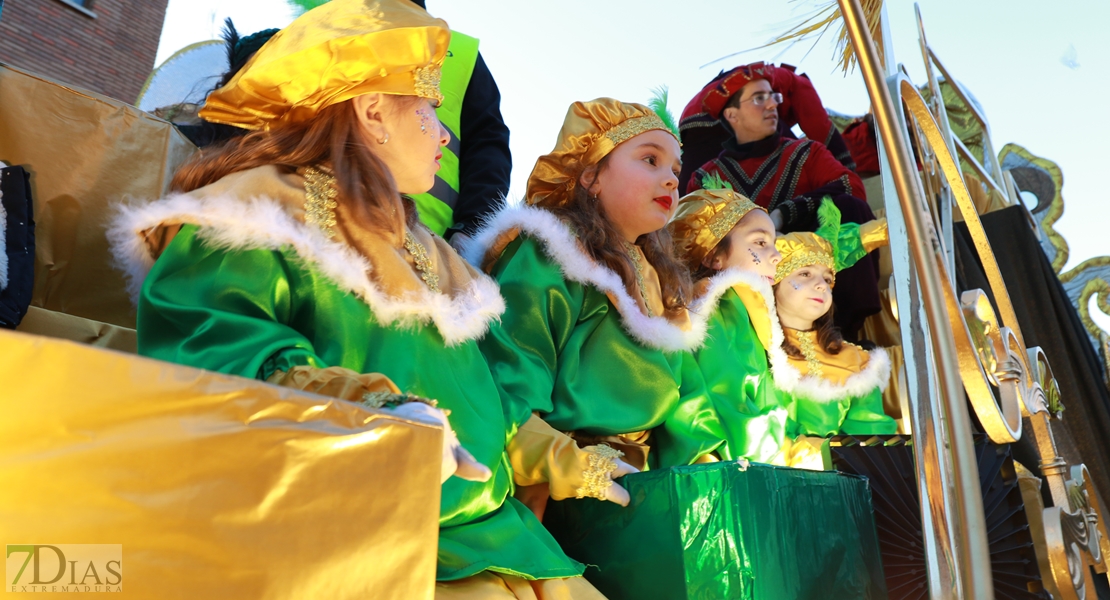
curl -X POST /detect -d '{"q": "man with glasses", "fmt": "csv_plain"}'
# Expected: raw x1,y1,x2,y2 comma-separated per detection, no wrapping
683,62,880,340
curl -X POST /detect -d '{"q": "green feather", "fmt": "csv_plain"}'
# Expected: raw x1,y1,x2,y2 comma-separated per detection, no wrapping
814,198,842,249
699,172,733,191
648,85,680,138
815,197,872,270
285,0,330,14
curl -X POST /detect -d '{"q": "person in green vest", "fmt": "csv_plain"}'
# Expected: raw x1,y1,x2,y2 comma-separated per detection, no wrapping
110,1,606,597
411,1,512,246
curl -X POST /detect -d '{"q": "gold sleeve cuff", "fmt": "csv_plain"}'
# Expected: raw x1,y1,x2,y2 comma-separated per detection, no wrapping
507,414,616,501
576,445,624,500
774,436,832,471
860,218,889,253
267,365,401,403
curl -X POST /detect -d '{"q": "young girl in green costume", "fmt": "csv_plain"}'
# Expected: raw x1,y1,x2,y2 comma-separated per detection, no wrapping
108,1,605,597
771,202,898,438
667,176,790,464
467,98,720,519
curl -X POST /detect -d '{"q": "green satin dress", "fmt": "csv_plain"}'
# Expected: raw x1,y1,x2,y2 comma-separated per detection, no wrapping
785,387,896,437
137,224,583,582
692,287,788,463
773,331,898,438
478,235,720,470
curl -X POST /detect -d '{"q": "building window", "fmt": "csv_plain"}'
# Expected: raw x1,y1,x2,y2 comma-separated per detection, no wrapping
53,0,97,18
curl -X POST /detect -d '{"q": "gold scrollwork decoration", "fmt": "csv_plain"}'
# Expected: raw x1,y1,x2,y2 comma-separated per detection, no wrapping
1027,347,1064,419
950,288,1022,443
1044,504,1094,599
899,79,1036,445
1069,465,1110,581
900,80,1027,347
901,74,1110,597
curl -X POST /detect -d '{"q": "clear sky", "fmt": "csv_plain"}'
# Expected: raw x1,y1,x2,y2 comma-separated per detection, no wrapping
155,0,1110,324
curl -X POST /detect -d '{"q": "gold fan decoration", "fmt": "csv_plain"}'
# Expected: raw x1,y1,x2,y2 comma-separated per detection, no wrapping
762,0,885,74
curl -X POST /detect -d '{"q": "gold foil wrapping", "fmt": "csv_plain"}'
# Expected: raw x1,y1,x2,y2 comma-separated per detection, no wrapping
0,62,197,330
15,306,137,353
0,330,441,599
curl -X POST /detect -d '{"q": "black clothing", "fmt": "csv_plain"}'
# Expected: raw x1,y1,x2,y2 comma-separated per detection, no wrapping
0,165,35,329
447,53,511,239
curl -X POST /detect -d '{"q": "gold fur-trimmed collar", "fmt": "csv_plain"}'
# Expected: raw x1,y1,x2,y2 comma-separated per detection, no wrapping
463,204,708,353
107,165,504,346
771,331,891,404
690,267,890,403
689,267,785,356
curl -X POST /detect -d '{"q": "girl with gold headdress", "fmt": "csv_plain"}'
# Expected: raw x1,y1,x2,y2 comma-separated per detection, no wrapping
667,175,791,464
108,1,604,597
771,201,897,438
467,98,720,521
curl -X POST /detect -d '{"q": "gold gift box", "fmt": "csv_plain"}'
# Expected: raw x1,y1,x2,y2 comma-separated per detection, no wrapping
0,330,441,599
0,61,198,348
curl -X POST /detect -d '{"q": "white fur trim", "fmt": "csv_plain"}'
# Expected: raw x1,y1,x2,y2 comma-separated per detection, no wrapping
106,193,504,346
0,179,7,291
770,343,891,404
691,268,890,402
691,266,789,372
464,204,709,352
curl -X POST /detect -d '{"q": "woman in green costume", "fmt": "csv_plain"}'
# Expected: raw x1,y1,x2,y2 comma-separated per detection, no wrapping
771,201,898,438
107,1,605,597
467,98,721,520
667,176,792,464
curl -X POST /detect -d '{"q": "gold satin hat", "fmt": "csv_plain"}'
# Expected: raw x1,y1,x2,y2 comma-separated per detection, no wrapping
669,188,764,270
199,0,450,130
526,98,678,208
774,232,836,285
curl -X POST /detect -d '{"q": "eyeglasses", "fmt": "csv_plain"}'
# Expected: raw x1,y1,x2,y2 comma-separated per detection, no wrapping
740,92,783,107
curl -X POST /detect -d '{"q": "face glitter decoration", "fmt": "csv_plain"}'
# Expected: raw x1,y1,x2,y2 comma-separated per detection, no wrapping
417,106,435,136
748,248,762,265
791,282,801,290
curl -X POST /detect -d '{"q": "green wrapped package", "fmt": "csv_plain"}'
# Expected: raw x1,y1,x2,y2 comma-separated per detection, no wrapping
545,462,888,600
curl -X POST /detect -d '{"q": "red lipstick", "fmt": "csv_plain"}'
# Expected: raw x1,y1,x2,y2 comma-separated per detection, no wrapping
653,196,673,211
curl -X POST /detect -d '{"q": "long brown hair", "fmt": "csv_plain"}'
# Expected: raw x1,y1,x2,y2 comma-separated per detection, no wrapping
545,157,692,315
171,99,417,233
780,303,845,357
690,234,734,281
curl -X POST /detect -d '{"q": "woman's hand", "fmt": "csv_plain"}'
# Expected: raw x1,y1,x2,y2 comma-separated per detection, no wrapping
507,414,639,507
578,446,639,506
269,365,491,484
389,402,492,484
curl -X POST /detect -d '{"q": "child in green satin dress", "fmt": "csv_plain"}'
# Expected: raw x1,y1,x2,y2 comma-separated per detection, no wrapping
770,201,898,438
668,177,791,464
467,98,722,519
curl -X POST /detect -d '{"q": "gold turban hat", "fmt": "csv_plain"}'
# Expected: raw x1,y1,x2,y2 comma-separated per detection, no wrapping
774,232,837,285
199,0,450,131
669,185,764,271
773,199,890,285
526,98,678,208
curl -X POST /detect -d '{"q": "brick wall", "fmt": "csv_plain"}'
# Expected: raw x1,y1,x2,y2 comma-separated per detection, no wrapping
0,0,169,103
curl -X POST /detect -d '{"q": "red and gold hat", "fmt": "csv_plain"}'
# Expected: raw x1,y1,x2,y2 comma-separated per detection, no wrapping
699,62,775,119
